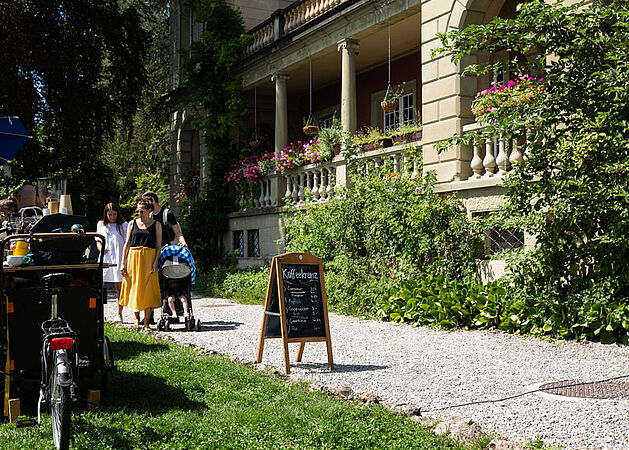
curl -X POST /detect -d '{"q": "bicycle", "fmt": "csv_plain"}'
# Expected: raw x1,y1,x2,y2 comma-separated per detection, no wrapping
38,272,76,450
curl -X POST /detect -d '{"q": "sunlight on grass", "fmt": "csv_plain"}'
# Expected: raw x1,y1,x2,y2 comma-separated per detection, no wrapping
0,324,463,449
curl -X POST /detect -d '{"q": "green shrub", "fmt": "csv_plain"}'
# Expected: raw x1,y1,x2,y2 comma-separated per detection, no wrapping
377,274,506,329
195,265,269,305
284,168,483,315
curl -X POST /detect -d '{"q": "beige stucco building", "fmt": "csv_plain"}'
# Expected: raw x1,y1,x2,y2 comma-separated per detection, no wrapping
167,0,553,275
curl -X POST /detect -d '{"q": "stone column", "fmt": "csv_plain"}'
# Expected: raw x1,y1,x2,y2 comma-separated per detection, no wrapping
272,73,290,157
337,39,359,134
271,73,289,206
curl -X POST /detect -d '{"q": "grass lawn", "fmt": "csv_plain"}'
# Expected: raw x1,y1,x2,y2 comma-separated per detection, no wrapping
0,324,464,449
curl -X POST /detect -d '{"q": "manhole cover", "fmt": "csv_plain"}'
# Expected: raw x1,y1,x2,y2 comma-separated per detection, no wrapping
539,380,629,400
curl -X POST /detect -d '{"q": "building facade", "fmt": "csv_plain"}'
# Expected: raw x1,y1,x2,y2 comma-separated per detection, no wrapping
167,0,569,274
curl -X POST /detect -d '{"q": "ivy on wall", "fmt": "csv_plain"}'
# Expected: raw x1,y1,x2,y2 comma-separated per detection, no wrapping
177,0,252,269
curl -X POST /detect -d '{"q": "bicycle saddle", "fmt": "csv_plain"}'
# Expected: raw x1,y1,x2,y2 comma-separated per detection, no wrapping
40,273,73,291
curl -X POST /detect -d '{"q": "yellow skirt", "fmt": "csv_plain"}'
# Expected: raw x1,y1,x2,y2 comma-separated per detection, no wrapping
119,246,161,312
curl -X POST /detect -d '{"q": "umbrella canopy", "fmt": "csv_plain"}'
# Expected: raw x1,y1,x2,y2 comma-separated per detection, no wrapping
0,115,32,163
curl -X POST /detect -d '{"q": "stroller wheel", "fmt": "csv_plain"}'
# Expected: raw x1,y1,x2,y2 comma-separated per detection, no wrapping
195,319,201,332
164,320,171,332
157,319,165,331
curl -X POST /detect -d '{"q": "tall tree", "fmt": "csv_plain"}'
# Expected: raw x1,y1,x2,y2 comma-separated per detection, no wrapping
0,0,148,217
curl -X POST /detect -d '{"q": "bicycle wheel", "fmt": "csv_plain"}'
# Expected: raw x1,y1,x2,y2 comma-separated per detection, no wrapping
51,355,71,450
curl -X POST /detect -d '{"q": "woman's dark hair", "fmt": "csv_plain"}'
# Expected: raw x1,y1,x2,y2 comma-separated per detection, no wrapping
102,203,125,234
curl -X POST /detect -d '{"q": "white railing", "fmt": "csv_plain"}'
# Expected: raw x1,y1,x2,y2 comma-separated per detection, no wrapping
246,0,347,56
284,0,345,34
247,22,274,55
463,122,528,179
237,143,421,211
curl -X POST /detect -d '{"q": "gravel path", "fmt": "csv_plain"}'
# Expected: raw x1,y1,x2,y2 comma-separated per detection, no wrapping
104,293,629,450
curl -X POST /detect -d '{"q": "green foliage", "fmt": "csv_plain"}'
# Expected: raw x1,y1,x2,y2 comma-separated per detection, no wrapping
0,324,462,449
195,264,270,304
435,0,629,324
179,0,251,141
176,1,252,265
181,140,237,270
377,274,506,330
377,271,629,344
285,168,482,314
0,0,149,221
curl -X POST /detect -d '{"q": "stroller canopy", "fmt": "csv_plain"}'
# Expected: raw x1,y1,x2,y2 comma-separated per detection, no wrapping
159,245,196,285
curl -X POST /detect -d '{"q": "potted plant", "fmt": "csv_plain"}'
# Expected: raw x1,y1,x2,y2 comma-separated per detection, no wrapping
316,123,343,159
302,115,319,137
390,113,422,145
380,82,405,113
354,127,392,152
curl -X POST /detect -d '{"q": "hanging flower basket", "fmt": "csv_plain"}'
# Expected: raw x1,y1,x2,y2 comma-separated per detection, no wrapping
249,140,261,150
380,100,399,113
303,125,319,137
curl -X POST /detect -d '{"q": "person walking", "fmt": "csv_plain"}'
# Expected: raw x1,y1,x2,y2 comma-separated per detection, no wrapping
141,191,188,325
119,198,163,330
96,203,128,323
141,191,188,248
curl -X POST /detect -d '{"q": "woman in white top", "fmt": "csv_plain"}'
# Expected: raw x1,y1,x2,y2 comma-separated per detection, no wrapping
96,203,129,322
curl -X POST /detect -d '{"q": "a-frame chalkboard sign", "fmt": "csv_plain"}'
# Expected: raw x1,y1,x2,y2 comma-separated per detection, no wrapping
256,252,333,374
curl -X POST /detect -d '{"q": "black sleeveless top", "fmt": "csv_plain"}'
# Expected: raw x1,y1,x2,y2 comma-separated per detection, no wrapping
129,220,158,248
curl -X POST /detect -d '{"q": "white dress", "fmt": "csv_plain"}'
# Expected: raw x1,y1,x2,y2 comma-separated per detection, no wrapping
97,220,129,283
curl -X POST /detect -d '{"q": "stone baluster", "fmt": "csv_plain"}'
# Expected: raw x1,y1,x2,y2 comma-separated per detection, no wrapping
256,180,263,207
319,168,328,200
238,195,245,210
304,171,312,200
305,0,312,21
482,138,497,177
471,139,485,179
509,136,523,168
523,128,532,162
393,153,401,175
327,168,336,197
411,159,419,179
297,173,305,203
312,169,321,201
264,179,271,206
284,174,293,205
291,173,300,203
496,134,510,175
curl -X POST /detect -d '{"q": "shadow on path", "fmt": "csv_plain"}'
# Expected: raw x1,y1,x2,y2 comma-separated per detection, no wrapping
292,362,389,373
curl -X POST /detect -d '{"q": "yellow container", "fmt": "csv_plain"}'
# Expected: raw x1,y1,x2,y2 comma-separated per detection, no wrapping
12,239,29,257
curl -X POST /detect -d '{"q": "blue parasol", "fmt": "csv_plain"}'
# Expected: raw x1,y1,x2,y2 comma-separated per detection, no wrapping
0,115,32,164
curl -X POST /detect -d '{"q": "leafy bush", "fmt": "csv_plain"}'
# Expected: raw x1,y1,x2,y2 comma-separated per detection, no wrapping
377,274,506,329
284,167,482,315
436,0,629,326
195,265,269,305
378,273,629,344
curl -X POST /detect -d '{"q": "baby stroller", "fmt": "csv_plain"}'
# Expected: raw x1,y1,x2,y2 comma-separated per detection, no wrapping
156,245,200,332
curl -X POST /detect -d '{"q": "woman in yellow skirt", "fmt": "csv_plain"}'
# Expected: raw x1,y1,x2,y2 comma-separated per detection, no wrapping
119,198,163,330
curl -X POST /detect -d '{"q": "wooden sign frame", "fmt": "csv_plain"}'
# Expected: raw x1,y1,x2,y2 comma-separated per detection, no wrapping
256,252,333,374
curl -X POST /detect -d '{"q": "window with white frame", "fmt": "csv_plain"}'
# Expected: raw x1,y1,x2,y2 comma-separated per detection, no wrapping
384,92,415,131
320,115,335,129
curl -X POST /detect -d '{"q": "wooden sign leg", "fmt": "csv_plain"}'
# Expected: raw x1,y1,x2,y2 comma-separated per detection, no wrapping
282,336,291,374
326,338,334,371
296,342,305,362
256,316,267,363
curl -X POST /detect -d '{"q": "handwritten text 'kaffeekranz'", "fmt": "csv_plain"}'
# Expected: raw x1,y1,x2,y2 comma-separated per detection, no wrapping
282,268,319,281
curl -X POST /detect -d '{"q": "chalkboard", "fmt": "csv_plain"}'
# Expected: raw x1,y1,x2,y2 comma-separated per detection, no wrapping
257,252,333,374
280,264,325,338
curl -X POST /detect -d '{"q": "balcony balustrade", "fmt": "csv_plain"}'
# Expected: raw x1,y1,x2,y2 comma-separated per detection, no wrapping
463,122,528,179
236,142,420,212
246,0,348,56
